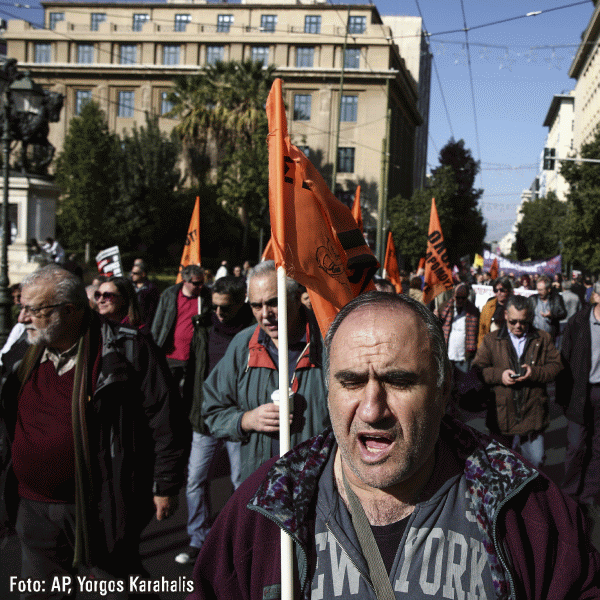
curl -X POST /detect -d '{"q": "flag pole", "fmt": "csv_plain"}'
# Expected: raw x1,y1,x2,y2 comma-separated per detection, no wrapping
270,78,294,600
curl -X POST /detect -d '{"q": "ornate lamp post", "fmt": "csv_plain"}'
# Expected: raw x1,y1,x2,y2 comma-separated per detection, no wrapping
0,67,44,344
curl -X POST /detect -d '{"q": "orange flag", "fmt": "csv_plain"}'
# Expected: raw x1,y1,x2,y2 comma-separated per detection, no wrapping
266,79,378,336
262,237,274,261
176,196,201,283
490,257,499,280
383,231,402,294
352,186,363,234
422,198,453,305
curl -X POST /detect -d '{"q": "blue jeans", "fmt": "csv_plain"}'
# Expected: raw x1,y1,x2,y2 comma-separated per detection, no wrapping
186,432,241,548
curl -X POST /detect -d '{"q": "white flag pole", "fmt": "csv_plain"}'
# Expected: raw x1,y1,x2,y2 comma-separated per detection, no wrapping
277,265,293,600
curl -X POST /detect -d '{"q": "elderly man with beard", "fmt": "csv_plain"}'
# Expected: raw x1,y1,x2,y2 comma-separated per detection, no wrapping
0,265,186,599
190,291,599,600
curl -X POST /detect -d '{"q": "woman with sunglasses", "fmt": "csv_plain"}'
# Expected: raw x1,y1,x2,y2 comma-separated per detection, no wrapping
95,276,143,329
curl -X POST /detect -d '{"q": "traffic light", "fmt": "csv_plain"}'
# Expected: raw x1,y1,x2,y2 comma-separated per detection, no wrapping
543,147,556,170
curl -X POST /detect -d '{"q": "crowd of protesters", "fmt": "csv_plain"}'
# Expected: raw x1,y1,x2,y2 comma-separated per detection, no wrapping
1,252,600,599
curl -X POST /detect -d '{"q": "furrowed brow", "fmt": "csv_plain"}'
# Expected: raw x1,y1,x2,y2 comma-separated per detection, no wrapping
333,370,369,384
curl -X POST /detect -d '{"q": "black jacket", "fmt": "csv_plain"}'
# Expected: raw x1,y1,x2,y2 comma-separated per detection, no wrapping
530,290,567,341
558,304,596,424
0,314,187,565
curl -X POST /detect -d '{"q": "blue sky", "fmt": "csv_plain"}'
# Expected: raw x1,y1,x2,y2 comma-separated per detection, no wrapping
370,0,594,244
1,0,594,244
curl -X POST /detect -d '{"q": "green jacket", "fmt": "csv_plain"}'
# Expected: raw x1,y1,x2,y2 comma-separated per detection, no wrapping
202,320,330,483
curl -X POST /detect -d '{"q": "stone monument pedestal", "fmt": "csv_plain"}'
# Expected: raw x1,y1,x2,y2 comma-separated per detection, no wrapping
0,173,59,284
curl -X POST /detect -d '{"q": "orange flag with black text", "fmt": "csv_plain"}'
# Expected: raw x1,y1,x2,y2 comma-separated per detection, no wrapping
176,196,201,284
490,257,499,280
266,79,378,336
384,231,402,294
422,198,453,305
352,186,364,234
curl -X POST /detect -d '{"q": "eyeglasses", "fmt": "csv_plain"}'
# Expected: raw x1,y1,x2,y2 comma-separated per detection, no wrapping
19,303,67,317
508,319,529,326
495,287,508,293
212,304,235,313
94,291,121,302
131,270,142,275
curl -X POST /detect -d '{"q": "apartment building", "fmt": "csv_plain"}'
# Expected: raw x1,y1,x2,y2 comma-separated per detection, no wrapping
569,1,600,151
542,92,574,201
3,0,429,234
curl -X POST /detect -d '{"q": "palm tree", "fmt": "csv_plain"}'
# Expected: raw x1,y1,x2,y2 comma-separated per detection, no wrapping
166,59,276,251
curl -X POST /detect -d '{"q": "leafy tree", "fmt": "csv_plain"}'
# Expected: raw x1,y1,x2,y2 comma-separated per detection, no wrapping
55,101,120,254
166,60,276,254
560,129,600,271
110,114,182,255
389,138,486,269
513,191,566,260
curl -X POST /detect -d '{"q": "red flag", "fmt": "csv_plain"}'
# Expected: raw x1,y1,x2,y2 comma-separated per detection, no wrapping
490,257,499,280
352,186,364,234
422,198,453,305
176,196,201,283
266,79,378,336
383,231,402,294
417,257,426,272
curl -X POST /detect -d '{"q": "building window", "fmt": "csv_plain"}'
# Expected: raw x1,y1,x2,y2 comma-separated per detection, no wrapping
91,13,106,32
293,94,311,121
174,14,191,32
119,44,137,65
34,43,51,63
163,44,180,66
261,15,277,33
75,90,92,115
132,14,149,32
161,91,173,116
77,44,94,64
207,45,224,65
49,12,64,30
338,147,355,173
117,91,134,118
217,14,233,33
251,46,269,65
296,47,314,68
348,16,366,34
304,15,321,34
344,48,360,69
340,95,358,122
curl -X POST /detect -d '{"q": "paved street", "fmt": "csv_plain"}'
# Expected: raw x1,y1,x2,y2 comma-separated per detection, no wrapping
0,398,595,599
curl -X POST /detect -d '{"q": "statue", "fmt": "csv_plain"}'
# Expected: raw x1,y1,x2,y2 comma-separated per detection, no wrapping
0,59,64,175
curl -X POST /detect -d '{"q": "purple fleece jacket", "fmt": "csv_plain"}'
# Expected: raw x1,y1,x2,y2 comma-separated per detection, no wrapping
189,418,600,600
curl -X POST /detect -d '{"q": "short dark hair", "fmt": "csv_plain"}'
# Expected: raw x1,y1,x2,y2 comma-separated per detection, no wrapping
324,291,450,390
505,295,533,320
212,276,246,305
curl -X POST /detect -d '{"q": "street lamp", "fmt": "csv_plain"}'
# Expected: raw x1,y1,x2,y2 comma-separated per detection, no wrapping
0,67,44,344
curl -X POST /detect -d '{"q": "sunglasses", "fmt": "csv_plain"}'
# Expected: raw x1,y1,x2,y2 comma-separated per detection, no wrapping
131,270,142,275
495,288,508,293
94,291,121,302
508,319,528,326
189,280,204,287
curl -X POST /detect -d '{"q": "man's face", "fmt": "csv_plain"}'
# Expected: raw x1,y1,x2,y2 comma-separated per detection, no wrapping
130,267,145,284
18,282,65,346
182,274,204,298
233,266,242,277
536,281,549,300
505,306,529,338
248,274,301,344
454,288,468,309
212,292,243,324
328,305,447,493
494,283,510,305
